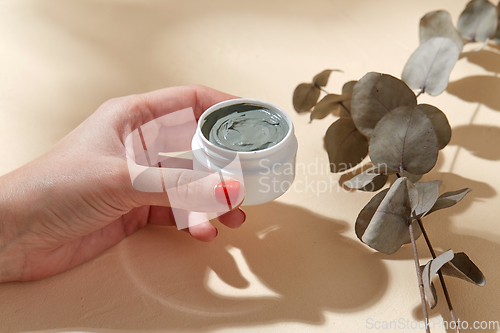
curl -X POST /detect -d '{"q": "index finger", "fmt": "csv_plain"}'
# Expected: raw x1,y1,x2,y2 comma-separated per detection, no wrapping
122,84,239,131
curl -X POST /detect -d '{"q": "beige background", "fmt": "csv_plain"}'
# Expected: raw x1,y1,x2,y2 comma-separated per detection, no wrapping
1,0,500,332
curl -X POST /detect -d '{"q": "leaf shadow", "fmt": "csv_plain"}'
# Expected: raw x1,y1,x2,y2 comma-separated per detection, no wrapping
446,75,500,111
374,172,499,333
487,42,500,52
449,124,500,161
461,49,500,73
0,202,389,332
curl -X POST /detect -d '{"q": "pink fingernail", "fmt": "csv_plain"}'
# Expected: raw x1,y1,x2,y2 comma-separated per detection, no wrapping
214,180,240,205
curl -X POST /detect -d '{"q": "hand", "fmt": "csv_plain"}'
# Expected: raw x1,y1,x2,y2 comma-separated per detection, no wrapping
0,85,246,282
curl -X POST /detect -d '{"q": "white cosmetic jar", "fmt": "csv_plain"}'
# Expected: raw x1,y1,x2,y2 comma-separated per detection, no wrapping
191,98,298,206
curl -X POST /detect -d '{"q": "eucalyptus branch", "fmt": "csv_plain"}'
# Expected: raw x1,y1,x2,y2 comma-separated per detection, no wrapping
292,1,495,329
409,220,431,333
417,218,460,333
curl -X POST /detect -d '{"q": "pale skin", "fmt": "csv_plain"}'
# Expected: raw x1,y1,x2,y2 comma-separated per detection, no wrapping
0,85,246,283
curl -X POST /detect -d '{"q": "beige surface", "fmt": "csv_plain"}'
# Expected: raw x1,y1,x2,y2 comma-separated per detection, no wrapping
1,0,500,332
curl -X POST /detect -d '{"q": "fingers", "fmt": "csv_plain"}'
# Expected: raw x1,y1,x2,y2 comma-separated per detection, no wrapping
217,208,246,229
142,85,239,119
105,85,238,131
187,212,218,242
188,221,218,242
146,208,216,241
131,167,244,212
147,206,176,226
185,208,246,241
146,206,246,241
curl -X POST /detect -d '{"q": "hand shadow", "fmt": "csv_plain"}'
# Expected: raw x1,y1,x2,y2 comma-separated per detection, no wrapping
0,202,388,332
374,172,500,333
118,202,389,330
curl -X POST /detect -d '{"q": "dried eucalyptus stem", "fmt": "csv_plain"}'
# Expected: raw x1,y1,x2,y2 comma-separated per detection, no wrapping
417,218,460,333
409,220,431,333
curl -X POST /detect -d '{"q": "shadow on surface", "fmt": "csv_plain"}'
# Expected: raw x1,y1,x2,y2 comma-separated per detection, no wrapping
449,125,500,161
0,202,388,332
463,49,500,73
446,75,500,112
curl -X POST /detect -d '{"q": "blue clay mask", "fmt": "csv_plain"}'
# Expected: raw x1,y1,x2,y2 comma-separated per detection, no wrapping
201,103,289,152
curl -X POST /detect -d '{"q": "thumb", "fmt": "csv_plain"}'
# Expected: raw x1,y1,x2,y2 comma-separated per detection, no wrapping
129,166,244,212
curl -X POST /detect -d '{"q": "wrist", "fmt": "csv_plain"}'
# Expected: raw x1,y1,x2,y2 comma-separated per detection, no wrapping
0,244,25,283
0,172,28,283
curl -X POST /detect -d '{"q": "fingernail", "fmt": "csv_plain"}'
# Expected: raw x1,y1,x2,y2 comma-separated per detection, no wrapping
214,180,240,205
214,227,219,237
239,208,246,223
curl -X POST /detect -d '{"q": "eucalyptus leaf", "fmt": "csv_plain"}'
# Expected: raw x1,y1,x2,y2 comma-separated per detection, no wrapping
369,106,439,175
422,250,455,308
416,104,452,149
403,178,425,244
341,80,357,112
361,177,417,254
333,104,351,117
407,180,419,213
420,10,464,51
355,189,389,242
360,176,388,192
422,263,438,308
313,69,342,87
441,252,486,286
421,271,438,311
325,117,368,173
342,80,357,95
427,188,472,215
357,180,420,245
310,104,338,121
344,167,389,192
414,181,442,217
311,94,350,121
403,220,422,244
350,72,417,137
370,165,398,175
457,0,498,42
405,185,465,244
293,83,321,113
402,37,460,96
